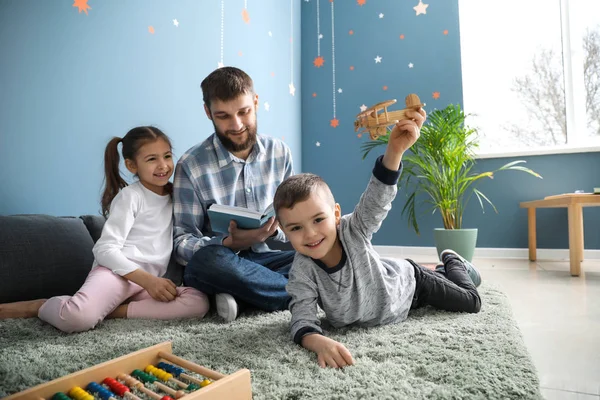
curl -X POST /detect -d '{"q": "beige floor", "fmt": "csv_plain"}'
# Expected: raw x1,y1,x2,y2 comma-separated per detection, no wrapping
406,253,600,399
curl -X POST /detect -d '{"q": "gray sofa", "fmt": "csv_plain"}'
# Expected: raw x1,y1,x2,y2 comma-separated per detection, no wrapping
0,214,184,304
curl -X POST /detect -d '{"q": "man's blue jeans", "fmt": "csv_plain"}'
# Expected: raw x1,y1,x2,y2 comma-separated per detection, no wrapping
183,245,295,312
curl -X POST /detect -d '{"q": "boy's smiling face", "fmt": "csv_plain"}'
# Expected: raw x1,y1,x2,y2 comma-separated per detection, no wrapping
279,188,342,265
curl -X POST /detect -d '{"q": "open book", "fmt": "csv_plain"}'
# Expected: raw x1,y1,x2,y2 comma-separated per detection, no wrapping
207,203,275,234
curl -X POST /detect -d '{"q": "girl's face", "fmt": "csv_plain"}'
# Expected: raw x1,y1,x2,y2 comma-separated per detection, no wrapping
126,138,174,195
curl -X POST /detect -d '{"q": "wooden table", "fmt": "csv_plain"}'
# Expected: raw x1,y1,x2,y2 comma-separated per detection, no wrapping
520,193,600,276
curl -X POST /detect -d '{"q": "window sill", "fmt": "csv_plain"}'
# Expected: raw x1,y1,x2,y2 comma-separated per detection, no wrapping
475,144,600,159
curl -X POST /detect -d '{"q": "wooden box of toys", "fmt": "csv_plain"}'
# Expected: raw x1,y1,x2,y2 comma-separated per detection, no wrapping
5,342,252,400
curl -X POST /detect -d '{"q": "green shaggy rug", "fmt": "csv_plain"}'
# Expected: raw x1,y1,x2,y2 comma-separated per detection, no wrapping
0,285,541,400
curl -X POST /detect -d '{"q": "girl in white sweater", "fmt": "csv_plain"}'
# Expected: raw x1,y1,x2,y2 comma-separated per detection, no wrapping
0,126,209,332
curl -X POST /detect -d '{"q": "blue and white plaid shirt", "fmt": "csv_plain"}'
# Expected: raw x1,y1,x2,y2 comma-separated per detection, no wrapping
173,133,294,265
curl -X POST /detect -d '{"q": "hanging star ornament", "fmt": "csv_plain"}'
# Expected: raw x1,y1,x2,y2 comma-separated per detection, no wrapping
218,62,225,68
413,1,428,15
314,56,325,67
330,118,339,128
73,0,91,15
289,83,296,96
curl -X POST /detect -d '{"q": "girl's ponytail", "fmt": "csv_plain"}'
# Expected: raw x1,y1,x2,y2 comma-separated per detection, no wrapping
101,137,128,217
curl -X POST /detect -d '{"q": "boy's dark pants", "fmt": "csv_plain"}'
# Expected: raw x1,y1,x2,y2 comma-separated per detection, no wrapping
408,256,481,313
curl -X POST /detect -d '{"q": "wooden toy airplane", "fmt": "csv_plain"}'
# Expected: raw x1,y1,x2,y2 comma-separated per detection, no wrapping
354,94,424,140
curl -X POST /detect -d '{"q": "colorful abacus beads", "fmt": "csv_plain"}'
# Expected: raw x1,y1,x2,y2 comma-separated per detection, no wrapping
51,393,71,400
157,362,206,389
68,387,94,400
102,378,143,400
117,373,174,400
131,370,185,399
144,365,189,390
86,382,118,400
157,362,184,377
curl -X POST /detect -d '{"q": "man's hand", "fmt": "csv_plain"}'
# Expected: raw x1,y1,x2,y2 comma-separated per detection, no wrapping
383,107,427,171
222,217,279,252
301,334,355,369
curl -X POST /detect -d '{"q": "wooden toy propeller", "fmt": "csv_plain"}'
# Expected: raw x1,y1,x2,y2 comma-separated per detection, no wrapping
354,94,424,140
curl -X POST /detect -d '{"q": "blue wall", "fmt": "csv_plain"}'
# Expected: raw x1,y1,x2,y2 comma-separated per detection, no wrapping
300,0,600,250
0,0,301,216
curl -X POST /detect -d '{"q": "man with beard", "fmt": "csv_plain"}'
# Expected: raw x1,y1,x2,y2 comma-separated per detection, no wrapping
173,67,295,322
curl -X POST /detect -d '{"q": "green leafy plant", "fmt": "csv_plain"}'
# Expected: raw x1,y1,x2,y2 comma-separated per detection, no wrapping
361,103,542,234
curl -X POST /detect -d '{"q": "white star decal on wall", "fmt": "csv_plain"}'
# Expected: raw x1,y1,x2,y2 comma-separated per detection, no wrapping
268,31,273,37
379,13,384,18
173,19,179,27
408,63,414,68
289,83,296,96
413,0,429,16
319,34,323,39
264,102,271,111
374,55,382,63
360,104,367,112
338,88,343,93
316,141,321,147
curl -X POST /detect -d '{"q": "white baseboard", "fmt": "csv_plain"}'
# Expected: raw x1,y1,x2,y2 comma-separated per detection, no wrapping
373,245,600,261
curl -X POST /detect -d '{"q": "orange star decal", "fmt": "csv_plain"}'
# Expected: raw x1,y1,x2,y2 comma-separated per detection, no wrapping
313,56,325,68
73,0,91,15
330,118,339,128
349,30,354,35
148,26,155,34
238,51,243,56
383,85,388,91
443,29,449,35
349,65,355,70
242,9,250,23
399,34,405,39
270,72,275,77
357,0,366,5
357,133,363,138
432,91,440,99
312,92,317,97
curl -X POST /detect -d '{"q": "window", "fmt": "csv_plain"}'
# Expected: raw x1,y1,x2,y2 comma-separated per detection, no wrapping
458,0,600,156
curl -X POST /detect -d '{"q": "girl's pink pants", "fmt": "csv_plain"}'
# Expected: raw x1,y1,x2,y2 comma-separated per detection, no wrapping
38,266,209,333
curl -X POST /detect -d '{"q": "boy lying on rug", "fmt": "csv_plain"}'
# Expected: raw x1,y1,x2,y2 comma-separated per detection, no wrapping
273,107,482,369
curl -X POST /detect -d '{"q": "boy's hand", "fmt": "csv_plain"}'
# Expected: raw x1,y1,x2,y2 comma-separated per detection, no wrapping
383,107,427,171
223,217,279,251
301,334,355,369
388,108,427,154
142,276,178,302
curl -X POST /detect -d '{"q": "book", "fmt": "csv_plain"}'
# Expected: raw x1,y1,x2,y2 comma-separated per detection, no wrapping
207,203,275,233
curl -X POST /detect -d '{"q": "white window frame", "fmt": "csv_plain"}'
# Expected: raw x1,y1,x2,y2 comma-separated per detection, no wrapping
459,0,600,159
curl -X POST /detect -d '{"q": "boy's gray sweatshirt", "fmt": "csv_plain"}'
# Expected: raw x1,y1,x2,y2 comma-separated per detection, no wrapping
286,156,417,344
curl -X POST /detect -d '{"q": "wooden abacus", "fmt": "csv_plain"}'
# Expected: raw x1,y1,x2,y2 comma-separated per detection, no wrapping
354,94,424,140
5,342,252,400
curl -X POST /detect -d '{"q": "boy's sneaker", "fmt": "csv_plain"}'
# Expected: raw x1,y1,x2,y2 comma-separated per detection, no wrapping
215,293,238,322
439,249,482,288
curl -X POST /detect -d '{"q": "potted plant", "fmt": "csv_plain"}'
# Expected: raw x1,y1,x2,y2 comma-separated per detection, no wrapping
361,103,542,261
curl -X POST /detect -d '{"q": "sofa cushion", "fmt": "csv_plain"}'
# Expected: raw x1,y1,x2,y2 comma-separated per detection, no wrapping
79,214,106,243
0,215,95,303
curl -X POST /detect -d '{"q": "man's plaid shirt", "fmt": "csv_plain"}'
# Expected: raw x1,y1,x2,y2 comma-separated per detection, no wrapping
173,133,294,265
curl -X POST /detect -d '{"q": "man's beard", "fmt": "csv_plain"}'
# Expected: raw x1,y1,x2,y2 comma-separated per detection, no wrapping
214,122,258,153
